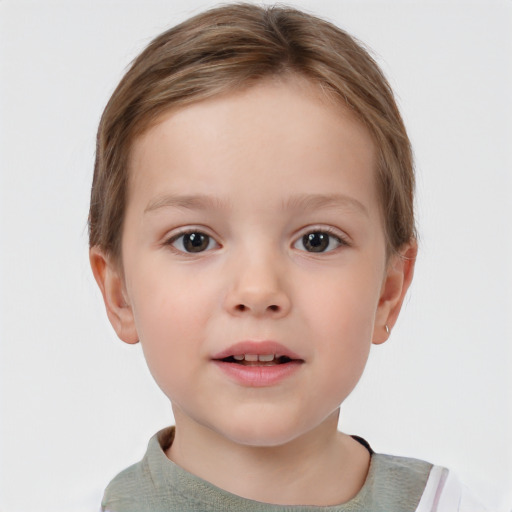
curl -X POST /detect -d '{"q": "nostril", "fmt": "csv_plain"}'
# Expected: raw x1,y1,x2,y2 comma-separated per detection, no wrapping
234,304,280,313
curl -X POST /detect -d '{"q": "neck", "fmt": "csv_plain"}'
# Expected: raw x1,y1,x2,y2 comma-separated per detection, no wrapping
166,409,370,506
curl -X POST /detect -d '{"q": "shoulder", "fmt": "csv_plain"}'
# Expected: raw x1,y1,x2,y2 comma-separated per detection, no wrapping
372,451,433,478
101,457,154,512
361,452,432,510
101,428,176,512
365,453,488,512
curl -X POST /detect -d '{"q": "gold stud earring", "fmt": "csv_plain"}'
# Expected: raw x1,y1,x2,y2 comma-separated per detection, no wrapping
385,324,390,335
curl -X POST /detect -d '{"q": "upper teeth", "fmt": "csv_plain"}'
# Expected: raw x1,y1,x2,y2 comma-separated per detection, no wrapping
233,354,275,362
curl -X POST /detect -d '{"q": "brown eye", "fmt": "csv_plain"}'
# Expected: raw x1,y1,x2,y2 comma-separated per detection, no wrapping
303,232,328,252
294,231,343,253
170,232,217,253
183,233,209,252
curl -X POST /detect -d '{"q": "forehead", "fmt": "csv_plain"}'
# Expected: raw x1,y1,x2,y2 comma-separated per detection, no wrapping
126,76,378,214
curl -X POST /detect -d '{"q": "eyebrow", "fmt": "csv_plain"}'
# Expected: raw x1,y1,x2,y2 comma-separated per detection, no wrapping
144,192,368,217
284,193,369,217
144,194,230,214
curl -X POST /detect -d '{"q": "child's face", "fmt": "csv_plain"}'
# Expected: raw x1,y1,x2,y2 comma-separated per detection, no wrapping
93,77,413,447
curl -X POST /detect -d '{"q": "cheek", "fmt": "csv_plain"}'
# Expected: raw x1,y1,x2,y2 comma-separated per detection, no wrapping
127,265,218,390
300,265,381,378
130,262,215,333
305,267,381,337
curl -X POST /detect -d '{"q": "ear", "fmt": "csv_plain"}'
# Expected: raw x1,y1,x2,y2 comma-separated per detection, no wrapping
372,241,417,345
89,247,139,344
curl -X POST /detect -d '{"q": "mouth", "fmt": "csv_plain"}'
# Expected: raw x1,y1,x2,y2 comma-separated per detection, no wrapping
218,354,297,366
212,343,303,386
212,341,304,366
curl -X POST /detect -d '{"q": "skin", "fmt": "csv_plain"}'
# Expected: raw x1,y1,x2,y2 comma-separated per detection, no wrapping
91,76,416,506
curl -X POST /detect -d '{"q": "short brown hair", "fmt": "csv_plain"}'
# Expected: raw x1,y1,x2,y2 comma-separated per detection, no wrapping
89,3,415,259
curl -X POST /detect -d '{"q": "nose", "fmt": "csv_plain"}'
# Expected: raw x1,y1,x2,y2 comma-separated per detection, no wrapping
223,252,291,319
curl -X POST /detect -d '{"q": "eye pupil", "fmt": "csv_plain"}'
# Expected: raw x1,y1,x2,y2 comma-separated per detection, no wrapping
303,232,329,252
183,233,209,252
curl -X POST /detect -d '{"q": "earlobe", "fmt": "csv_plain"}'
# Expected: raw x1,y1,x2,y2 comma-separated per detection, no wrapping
372,241,417,345
89,247,139,345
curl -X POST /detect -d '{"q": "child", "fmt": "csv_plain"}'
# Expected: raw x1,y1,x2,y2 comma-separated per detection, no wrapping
89,4,487,511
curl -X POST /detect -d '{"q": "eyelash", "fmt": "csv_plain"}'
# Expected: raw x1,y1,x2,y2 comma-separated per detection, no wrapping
165,229,219,254
293,227,349,254
164,227,349,254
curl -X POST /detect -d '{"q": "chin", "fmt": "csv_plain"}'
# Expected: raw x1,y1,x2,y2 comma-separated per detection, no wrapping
225,429,301,448
211,412,314,448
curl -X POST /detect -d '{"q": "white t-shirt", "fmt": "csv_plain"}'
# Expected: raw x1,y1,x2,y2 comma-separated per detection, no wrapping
416,466,487,512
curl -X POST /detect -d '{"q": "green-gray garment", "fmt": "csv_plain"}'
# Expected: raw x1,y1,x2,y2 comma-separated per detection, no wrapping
102,427,432,512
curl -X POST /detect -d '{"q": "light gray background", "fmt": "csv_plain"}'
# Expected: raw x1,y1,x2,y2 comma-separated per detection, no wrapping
0,1,511,511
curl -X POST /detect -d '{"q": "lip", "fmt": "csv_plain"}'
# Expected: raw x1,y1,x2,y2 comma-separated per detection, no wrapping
211,341,302,360
211,341,304,387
